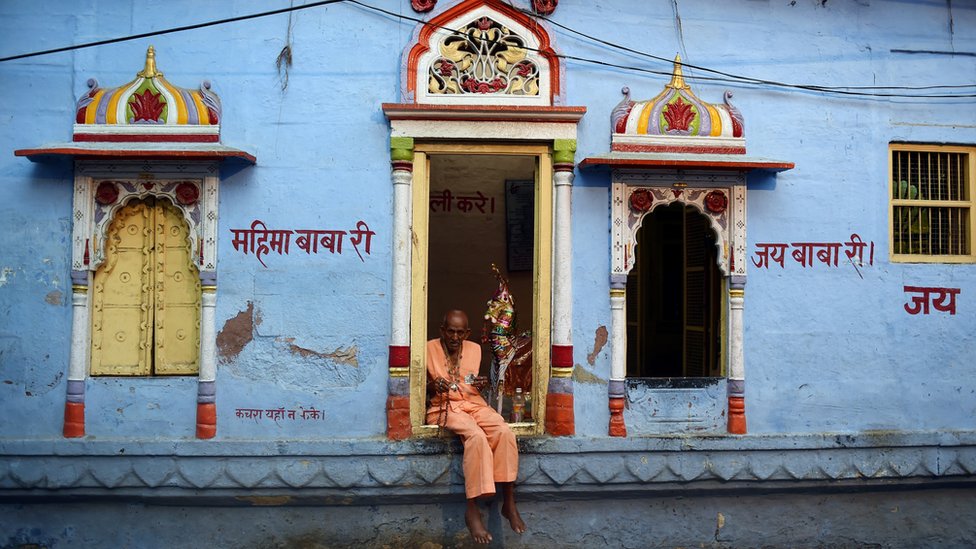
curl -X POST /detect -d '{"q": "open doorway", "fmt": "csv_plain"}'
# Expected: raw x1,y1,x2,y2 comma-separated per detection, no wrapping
409,143,553,433
425,154,537,420
626,203,723,378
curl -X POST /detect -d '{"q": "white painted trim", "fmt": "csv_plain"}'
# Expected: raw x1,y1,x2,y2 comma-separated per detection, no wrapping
390,120,576,141
612,133,745,151
73,124,220,136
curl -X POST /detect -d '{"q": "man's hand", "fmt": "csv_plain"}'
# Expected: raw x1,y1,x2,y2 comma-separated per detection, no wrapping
434,377,451,393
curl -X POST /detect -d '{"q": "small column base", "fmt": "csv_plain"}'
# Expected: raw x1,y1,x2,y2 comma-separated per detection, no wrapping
545,376,575,436
63,402,85,438
727,396,747,434
196,403,217,439
608,397,627,437
386,395,412,440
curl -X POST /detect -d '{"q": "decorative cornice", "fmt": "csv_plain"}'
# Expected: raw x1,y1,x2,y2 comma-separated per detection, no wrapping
383,103,586,123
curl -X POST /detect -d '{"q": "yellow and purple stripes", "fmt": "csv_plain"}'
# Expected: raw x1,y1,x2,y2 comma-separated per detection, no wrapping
75,75,218,126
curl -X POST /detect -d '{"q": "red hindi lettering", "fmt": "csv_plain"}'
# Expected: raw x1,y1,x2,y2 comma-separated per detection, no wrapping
903,286,932,315
349,221,375,262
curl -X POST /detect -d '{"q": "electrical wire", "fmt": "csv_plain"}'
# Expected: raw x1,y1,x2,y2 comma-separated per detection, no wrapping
0,0,348,63
516,4,976,92
346,0,976,98
2,0,974,99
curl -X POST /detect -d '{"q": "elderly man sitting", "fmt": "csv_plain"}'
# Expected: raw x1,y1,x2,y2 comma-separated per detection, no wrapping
426,309,526,544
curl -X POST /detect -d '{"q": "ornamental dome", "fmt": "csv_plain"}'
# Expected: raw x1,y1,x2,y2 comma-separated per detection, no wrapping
611,55,745,155
74,46,220,136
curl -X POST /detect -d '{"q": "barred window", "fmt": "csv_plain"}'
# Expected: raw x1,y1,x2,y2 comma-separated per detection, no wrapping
890,144,974,262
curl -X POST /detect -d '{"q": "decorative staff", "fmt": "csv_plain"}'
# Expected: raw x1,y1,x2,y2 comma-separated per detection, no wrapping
482,264,533,414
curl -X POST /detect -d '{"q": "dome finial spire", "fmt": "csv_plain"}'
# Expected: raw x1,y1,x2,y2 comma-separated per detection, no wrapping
667,54,688,90
137,45,162,78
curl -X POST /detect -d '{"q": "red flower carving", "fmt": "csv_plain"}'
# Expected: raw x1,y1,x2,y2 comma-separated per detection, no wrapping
663,97,695,132
477,17,492,31
462,77,507,93
532,0,558,15
175,182,199,205
129,89,165,123
516,63,533,77
705,190,728,214
411,0,436,12
95,182,119,205
438,60,454,76
629,189,653,213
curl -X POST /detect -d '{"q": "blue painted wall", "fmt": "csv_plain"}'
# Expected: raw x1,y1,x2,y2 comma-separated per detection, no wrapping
1,0,974,445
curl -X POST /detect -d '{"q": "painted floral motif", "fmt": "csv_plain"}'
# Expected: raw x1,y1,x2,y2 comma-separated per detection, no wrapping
705,190,728,214
175,182,200,206
428,16,539,96
95,182,119,205
129,89,165,123
411,0,436,12
663,97,696,132
532,0,558,15
629,188,653,213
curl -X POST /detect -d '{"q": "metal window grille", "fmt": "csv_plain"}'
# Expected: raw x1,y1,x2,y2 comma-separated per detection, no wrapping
890,146,973,260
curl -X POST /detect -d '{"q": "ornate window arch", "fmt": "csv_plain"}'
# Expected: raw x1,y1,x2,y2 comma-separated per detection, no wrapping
16,47,254,439
582,57,792,437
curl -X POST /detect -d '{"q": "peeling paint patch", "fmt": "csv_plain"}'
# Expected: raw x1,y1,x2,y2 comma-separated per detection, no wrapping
236,495,292,506
573,363,604,384
217,302,254,362
0,267,14,287
278,338,359,367
587,325,608,365
45,290,63,305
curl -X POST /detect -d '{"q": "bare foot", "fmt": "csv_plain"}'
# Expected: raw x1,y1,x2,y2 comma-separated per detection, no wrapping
465,500,492,544
501,501,526,534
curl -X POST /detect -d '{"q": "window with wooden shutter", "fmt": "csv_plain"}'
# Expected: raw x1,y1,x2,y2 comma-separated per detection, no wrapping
91,198,200,376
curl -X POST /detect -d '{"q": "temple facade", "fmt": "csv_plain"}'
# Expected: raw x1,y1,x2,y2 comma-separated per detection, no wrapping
1,0,974,546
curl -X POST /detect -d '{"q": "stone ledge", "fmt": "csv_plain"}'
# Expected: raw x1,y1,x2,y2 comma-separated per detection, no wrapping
1,430,974,496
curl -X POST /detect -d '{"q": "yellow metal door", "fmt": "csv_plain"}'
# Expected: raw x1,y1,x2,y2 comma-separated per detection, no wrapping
91,197,200,376
153,199,201,374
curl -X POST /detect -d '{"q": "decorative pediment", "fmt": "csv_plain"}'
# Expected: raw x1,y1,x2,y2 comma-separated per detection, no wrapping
74,46,220,139
406,0,560,106
611,55,744,155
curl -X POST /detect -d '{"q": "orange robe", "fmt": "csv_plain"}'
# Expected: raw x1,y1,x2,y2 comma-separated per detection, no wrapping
426,339,518,499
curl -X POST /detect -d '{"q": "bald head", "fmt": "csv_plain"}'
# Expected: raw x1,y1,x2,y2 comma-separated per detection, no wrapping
440,309,470,354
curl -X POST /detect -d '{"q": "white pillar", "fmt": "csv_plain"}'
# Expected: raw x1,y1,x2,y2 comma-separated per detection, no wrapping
551,168,574,347
727,277,746,434
608,277,628,436
391,168,413,347
199,290,217,383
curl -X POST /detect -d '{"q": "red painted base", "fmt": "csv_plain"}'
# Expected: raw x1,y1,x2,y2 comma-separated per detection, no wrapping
387,395,412,440
608,397,627,437
545,392,575,436
63,402,85,438
196,403,217,439
727,396,747,434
